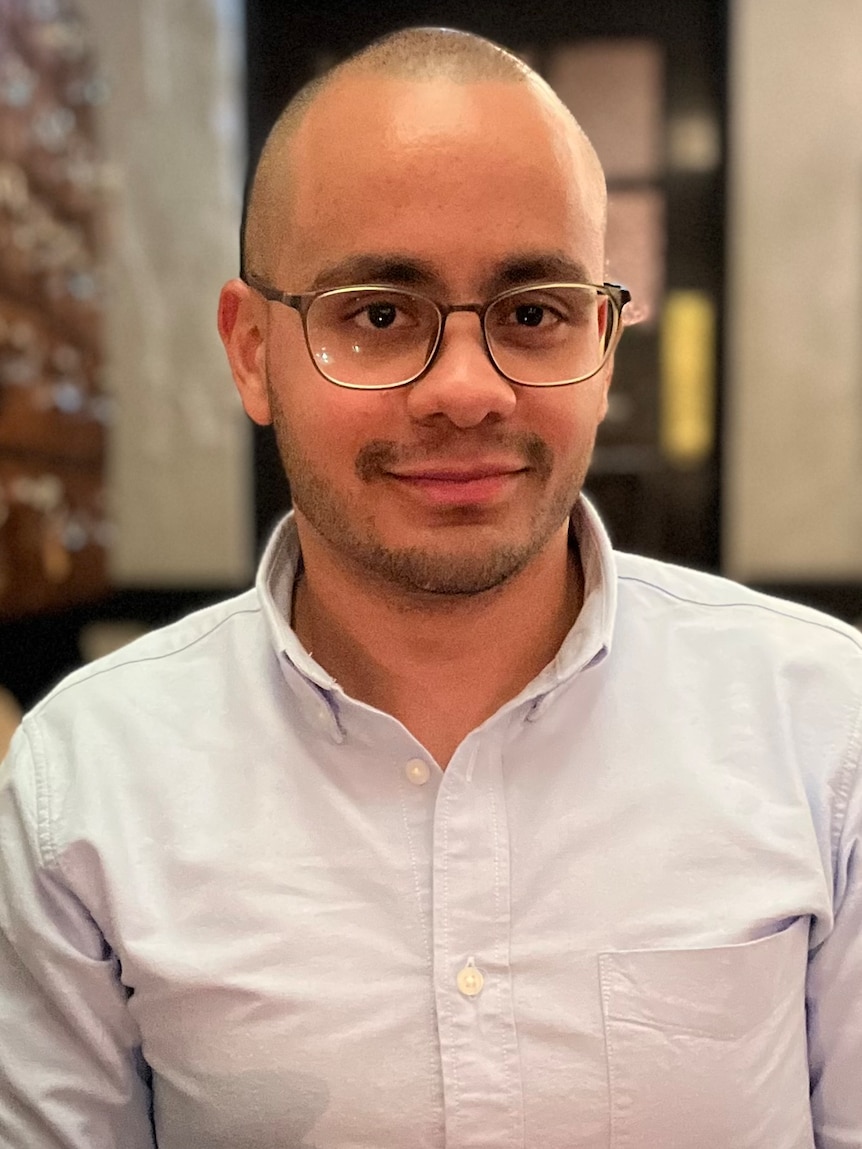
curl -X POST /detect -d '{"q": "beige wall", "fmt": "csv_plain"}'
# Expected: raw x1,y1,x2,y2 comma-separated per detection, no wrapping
78,0,251,585
726,0,862,580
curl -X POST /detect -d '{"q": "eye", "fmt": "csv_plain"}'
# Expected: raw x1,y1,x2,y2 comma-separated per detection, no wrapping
512,302,553,328
491,293,571,335
335,292,424,331
490,287,596,335
364,302,399,329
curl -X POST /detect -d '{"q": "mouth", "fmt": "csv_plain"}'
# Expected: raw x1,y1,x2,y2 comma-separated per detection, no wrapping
385,463,528,506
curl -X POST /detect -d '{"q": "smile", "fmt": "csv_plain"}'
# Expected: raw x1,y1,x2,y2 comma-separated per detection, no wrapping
385,468,527,506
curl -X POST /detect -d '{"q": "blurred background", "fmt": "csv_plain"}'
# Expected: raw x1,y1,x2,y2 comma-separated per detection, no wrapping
1,0,861,745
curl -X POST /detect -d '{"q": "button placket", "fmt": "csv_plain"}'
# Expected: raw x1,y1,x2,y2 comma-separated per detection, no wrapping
432,736,524,1147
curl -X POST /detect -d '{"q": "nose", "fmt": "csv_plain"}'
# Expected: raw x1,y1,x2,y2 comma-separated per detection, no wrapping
405,312,517,428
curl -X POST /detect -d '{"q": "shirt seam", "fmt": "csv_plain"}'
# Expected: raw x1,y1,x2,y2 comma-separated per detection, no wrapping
618,574,862,649
25,719,58,871
599,954,619,1149
831,691,862,874
439,780,460,1129
30,605,262,712
396,776,440,1132
489,763,514,1134
490,748,525,1147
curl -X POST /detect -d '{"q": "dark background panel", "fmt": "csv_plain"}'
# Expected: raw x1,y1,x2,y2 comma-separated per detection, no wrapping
245,0,728,573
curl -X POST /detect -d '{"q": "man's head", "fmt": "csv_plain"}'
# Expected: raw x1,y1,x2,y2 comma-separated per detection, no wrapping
219,27,617,598
241,28,607,282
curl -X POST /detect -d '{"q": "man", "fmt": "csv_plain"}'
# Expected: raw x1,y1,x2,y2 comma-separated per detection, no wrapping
0,26,859,1149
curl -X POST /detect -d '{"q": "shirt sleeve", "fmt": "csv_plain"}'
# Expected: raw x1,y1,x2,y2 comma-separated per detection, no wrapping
807,732,862,1149
0,723,156,1149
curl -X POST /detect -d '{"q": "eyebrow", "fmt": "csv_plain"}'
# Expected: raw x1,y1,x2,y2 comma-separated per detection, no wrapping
307,251,596,294
490,253,595,290
309,255,441,292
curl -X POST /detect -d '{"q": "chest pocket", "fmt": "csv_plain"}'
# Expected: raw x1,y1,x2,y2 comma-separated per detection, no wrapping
599,917,813,1149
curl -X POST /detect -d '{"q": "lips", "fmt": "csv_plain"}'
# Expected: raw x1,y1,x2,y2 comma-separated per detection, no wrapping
385,462,527,505
387,461,527,482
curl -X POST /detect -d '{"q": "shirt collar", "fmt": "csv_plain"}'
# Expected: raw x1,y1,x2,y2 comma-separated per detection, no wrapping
555,495,618,679
256,494,619,699
256,513,339,692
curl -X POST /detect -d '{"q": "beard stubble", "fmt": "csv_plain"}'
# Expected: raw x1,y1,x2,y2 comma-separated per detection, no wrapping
268,389,594,597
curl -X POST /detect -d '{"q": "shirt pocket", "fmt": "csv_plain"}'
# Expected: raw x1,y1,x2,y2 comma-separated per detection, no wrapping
599,917,813,1149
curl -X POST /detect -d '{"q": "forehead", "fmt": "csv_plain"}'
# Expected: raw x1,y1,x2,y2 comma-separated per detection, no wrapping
276,74,605,287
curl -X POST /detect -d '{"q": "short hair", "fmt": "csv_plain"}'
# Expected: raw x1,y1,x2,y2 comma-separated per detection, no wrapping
241,26,599,277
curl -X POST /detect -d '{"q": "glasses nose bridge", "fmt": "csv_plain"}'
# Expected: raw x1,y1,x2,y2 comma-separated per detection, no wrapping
426,299,496,379
435,299,490,347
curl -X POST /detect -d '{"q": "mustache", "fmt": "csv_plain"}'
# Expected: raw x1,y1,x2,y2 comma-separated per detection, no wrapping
355,434,554,481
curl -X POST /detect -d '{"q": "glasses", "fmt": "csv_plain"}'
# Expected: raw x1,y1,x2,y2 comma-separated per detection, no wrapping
243,273,632,390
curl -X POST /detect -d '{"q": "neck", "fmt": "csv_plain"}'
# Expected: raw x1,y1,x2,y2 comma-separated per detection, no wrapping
290,518,583,764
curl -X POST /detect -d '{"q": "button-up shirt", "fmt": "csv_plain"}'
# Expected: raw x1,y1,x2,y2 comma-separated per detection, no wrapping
1,499,860,1148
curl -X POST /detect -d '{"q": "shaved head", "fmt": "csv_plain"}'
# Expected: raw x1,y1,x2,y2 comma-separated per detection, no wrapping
242,26,607,279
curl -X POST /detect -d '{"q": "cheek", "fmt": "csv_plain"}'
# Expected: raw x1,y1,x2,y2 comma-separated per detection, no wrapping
531,387,607,455
268,341,337,433
270,354,400,469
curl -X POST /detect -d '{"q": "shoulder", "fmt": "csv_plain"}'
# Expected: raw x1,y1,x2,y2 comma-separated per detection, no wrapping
12,589,279,843
611,554,862,849
615,551,862,661
28,588,267,722
612,552,862,748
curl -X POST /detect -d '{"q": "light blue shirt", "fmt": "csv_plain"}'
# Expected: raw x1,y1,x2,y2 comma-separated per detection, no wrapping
1,499,860,1148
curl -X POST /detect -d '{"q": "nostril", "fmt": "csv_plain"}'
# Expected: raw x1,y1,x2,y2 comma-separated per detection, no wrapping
405,365,518,429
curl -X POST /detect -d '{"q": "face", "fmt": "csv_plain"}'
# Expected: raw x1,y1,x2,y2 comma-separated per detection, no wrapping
221,73,612,597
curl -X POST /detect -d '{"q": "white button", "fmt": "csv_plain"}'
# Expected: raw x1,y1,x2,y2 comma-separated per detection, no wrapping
405,757,430,785
456,961,484,997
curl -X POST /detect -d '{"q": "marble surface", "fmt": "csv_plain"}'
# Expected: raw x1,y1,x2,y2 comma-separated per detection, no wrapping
76,0,251,585
726,0,862,580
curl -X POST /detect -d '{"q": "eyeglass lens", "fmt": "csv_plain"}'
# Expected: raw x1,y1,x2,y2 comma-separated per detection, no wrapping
306,285,616,388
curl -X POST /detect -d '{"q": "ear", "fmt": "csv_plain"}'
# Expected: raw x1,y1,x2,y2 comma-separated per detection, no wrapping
593,297,614,422
217,278,273,425
596,358,614,423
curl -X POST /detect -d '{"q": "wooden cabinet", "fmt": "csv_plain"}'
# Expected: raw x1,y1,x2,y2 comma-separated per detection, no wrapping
0,0,108,619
